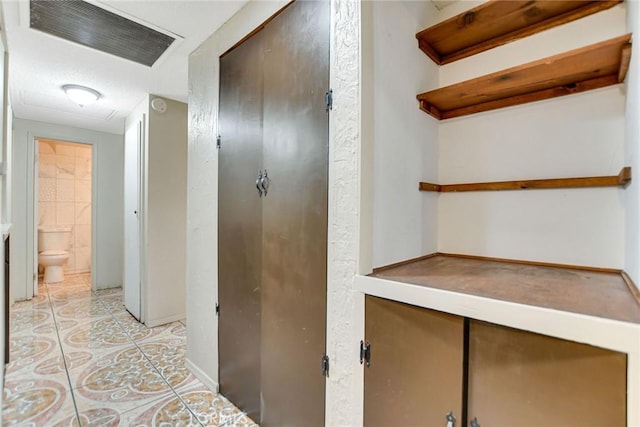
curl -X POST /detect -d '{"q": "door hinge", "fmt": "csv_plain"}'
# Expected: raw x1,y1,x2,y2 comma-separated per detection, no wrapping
216,135,221,149
446,411,456,427
360,340,371,367
215,302,219,316
321,353,330,377
324,89,333,112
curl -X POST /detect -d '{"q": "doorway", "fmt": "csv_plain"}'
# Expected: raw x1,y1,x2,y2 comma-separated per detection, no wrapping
35,139,93,291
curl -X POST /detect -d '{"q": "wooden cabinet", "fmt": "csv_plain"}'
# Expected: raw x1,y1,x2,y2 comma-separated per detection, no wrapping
468,320,627,427
364,296,464,427
364,296,627,427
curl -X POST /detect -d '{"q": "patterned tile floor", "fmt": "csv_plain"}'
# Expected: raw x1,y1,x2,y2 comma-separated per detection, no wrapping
2,274,258,427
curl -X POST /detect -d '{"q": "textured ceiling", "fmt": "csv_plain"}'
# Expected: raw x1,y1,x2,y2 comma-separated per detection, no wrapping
3,0,248,134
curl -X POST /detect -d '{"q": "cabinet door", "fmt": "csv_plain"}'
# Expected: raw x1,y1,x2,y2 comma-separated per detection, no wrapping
468,320,626,427
218,27,264,422
364,296,465,427
260,1,330,426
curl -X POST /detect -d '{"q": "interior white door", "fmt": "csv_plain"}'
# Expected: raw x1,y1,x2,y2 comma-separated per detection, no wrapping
124,120,142,320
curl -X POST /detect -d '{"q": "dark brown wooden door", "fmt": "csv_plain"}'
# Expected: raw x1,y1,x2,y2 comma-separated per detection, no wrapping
468,320,627,427
218,27,264,422
260,1,330,426
364,296,465,427
218,1,329,425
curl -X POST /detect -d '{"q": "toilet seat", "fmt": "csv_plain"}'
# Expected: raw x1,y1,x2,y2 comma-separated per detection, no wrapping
40,250,68,256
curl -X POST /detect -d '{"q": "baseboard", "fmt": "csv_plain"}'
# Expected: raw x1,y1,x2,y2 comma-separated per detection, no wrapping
145,313,186,328
185,358,219,393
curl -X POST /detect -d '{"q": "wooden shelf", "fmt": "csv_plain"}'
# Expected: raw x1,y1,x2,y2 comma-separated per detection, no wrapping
416,0,622,65
417,34,632,120
419,167,631,192
369,254,640,324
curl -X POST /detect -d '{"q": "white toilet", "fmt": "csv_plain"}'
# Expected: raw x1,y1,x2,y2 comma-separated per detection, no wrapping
38,225,72,283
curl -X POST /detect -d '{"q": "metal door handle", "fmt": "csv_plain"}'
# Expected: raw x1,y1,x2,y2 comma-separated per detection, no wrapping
261,170,270,196
470,418,480,427
446,411,456,427
256,171,263,197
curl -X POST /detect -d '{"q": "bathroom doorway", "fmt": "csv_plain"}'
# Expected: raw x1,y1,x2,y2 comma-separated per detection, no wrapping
35,139,93,291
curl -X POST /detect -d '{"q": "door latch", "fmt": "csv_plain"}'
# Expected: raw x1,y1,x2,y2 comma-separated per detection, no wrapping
360,340,371,367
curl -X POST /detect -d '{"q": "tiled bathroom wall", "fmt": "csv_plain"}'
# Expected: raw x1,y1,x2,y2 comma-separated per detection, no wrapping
38,139,92,274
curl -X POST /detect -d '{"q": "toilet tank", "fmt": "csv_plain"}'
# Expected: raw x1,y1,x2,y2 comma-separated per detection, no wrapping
38,225,72,252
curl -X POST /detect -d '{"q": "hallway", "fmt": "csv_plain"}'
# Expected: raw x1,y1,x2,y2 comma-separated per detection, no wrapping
1,275,257,426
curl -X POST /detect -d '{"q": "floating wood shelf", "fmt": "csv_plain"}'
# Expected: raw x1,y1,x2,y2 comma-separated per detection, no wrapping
416,0,622,65
417,34,632,120
419,167,631,193
369,254,640,324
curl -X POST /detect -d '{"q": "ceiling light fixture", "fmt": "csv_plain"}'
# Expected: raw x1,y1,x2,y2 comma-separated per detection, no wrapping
62,84,101,107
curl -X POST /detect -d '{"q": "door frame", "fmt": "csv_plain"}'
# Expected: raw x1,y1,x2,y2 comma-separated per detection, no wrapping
28,133,98,295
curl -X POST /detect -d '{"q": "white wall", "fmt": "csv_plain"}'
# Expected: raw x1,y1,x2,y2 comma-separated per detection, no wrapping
625,0,640,287
436,4,628,268
146,96,187,326
370,1,439,268
11,119,123,299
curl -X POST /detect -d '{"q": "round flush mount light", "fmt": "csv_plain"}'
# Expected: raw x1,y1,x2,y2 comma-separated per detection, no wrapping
62,84,101,107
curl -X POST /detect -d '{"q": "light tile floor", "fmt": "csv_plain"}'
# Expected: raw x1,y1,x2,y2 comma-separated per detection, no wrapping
2,274,258,427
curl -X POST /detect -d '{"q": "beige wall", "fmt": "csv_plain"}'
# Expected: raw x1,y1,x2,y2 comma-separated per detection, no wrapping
38,139,92,274
146,96,187,326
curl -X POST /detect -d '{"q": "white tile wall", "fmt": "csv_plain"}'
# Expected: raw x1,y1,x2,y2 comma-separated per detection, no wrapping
39,141,55,154
38,202,56,225
39,155,57,178
75,180,91,203
55,202,75,225
57,155,75,179
56,179,75,202
75,247,91,272
75,203,91,225
38,178,56,202
76,156,91,180
75,224,91,248
37,140,92,274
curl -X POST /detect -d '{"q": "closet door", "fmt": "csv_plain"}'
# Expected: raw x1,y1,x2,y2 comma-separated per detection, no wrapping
364,296,465,427
468,320,627,427
260,1,330,426
218,30,264,421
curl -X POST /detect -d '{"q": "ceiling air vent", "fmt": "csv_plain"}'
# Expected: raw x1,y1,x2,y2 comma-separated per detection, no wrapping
30,0,175,67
